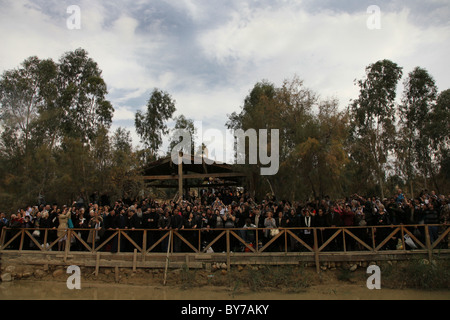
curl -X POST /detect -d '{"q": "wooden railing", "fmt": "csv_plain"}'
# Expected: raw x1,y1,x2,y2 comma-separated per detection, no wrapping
1,224,449,257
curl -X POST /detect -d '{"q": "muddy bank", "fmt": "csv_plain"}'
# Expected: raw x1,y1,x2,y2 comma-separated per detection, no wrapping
1,260,449,300
0,279,449,300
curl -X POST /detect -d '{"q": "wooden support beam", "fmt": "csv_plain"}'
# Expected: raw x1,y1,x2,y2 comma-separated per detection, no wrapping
313,229,320,273
142,172,247,181
133,249,137,273
178,153,183,200
95,252,100,276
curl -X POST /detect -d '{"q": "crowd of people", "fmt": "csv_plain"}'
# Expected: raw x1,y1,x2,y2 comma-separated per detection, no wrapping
1,187,449,253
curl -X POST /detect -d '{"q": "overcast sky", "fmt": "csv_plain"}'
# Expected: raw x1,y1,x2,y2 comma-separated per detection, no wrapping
1,0,449,152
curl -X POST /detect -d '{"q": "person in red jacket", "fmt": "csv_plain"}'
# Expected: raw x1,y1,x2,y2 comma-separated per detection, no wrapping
340,204,355,250
340,204,355,227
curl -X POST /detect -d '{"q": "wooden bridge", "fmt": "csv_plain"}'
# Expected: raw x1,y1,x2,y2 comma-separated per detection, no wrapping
1,224,449,274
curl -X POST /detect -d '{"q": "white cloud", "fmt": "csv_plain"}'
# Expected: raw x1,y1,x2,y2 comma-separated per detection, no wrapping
197,4,450,108
113,105,136,121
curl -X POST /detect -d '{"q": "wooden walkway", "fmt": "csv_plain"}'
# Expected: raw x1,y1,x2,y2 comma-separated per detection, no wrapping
1,224,449,273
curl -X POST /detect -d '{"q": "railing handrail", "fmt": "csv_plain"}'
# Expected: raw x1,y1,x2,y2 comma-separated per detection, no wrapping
0,223,446,232
1,224,448,259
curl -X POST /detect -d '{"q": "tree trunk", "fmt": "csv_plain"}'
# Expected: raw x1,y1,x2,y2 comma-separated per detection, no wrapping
409,180,414,199
378,172,385,200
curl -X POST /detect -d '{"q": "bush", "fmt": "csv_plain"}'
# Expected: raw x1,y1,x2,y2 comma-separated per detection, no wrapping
383,259,450,290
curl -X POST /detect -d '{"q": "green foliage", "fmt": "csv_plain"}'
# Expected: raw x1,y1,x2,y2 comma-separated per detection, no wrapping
228,76,350,201
0,49,136,212
135,88,176,157
168,114,196,156
383,259,450,290
349,59,403,199
396,67,438,197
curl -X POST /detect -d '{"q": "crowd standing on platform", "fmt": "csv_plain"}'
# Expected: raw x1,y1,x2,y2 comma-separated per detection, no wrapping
0,187,449,252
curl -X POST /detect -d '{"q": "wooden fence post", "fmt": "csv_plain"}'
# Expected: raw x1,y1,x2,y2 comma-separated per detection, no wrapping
226,230,231,272
425,226,432,262
313,228,320,273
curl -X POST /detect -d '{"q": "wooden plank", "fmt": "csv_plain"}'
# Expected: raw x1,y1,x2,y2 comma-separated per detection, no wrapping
95,252,100,276
194,254,212,260
425,227,432,261
343,229,373,251
342,228,346,252
48,231,68,251
142,172,247,181
313,229,320,273
72,230,93,252
146,231,169,253
371,227,376,250
260,229,285,253
201,231,226,253
1,229,22,250
229,230,256,253
19,229,25,251
403,228,426,249
375,227,400,251
285,229,314,252
226,231,230,271
163,231,172,286
0,227,6,248
1,249,448,270
318,229,342,252
400,225,406,252
173,231,199,253
24,230,45,251
94,231,118,252
132,249,137,272
121,231,142,252
432,226,450,250
142,230,147,261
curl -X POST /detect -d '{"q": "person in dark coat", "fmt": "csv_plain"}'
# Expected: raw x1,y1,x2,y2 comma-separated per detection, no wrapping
126,209,141,252
171,209,184,252
375,204,394,250
300,209,315,249
158,208,172,252
424,203,440,244
111,209,127,253
314,208,329,248
325,204,343,251
285,208,301,251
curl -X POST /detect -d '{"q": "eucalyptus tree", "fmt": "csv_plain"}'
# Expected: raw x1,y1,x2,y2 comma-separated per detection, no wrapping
397,67,438,196
349,59,403,199
135,88,176,161
0,48,114,209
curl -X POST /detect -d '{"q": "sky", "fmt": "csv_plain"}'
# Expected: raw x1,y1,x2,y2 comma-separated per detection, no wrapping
1,0,449,155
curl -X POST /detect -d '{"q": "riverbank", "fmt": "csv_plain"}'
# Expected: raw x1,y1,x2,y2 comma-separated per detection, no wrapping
0,278,449,300
1,259,449,300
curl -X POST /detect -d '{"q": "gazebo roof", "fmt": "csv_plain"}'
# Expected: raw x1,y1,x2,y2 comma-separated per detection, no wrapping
142,154,247,182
